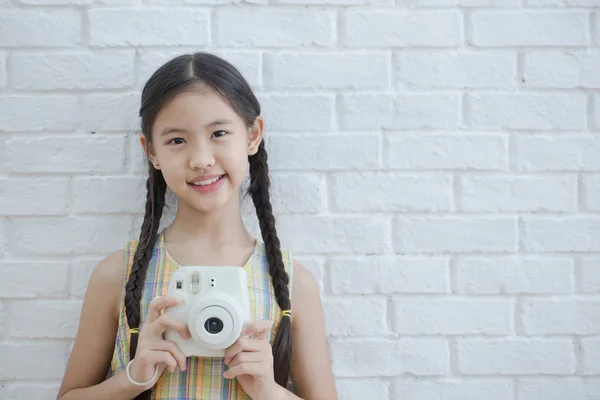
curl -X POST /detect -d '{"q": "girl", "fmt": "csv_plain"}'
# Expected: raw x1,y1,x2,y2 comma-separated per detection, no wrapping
57,53,337,400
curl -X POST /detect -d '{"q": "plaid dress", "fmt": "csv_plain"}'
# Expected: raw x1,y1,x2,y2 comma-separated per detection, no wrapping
108,230,294,399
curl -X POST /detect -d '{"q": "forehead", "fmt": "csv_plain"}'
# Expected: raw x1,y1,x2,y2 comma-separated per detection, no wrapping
152,88,241,132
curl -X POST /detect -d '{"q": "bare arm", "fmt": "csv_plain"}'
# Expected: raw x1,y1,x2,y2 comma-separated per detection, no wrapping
285,260,337,400
56,250,145,400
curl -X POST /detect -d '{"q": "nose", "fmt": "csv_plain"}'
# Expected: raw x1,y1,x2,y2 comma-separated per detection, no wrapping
188,144,216,169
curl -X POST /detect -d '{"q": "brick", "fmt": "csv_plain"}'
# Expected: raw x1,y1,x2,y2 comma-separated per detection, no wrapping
89,9,210,46
0,10,80,46
9,300,82,339
584,176,600,212
139,50,261,88
522,299,600,335
129,133,149,174
270,173,327,214
145,0,248,4
0,342,70,380
11,51,134,90
324,298,386,336
518,379,600,400
71,258,102,298
582,337,600,374
387,134,507,171
526,0,600,5
459,175,577,212
336,380,388,400
73,177,145,214
259,94,335,132
0,219,6,258
467,93,586,130
582,258,600,294
0,178,70,216
331,339,448,377
343,11,460,47
264,53,389,89
0,51,5,89
0,96,79,131
83,93,140,132
458,339,575,374
216,8,335,47
524,52,600,88
394,217,517,253
9,216,133,255
0,302,5,337
395,52,515,89
596,13,600,46
471,11,588,47
2,384,62,400
516,136,600,172
595,95,600,129
340,94,460,130
0,262,70,298
456,257,574,294
6,135,127,173
267,133,380,171
277,215,390,254
330,173,452,212
330,256,449,294
393,380,513,400
522,217,600,252
277,0,390,4
0,136,6,174
394,299,512,335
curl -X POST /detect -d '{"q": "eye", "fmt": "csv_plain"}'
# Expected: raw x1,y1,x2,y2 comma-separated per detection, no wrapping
167,137,185,145
212,130,228,138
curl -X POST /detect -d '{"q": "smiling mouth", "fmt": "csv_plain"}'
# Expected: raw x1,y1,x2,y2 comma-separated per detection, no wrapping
189,175,225,186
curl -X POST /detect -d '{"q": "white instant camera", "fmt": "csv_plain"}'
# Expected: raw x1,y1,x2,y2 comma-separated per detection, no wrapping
165,266,251,357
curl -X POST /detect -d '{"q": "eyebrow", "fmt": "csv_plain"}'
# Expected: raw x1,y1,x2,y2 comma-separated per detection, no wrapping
159,119,234,136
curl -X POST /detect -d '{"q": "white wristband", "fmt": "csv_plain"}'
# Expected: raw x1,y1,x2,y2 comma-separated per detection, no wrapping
126,359,160,387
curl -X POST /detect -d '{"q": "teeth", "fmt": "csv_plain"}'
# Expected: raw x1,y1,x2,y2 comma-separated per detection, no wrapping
193,176,222,186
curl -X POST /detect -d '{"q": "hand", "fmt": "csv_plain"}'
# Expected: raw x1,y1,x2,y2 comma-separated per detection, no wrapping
223,319,278,400
128,296,191,390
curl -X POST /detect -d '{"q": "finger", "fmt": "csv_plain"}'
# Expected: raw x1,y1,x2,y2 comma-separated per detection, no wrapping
146,296,182,325
151,314,191,339
139,349,178,373
224,337,269,365
223,362,267,380
227,351,265,368
241,319,271,338
149,340,188,371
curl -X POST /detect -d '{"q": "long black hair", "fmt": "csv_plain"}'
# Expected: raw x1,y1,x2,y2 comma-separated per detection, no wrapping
124,53,292,399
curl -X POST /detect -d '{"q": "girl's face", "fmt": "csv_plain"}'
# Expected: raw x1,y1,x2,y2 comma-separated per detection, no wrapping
141,86,264,212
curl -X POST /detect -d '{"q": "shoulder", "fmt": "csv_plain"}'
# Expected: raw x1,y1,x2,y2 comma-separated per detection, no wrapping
87,248,128,319
291,259,319,296
290,259,321,321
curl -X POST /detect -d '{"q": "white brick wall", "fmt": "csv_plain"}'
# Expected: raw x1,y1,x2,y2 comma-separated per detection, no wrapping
0,0,599,399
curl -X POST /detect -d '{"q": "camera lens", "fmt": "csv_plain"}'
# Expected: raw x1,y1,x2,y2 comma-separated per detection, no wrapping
204,317,224,334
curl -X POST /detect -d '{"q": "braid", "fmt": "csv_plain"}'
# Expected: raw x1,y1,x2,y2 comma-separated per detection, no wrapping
124,167,167,400
248,141,292,387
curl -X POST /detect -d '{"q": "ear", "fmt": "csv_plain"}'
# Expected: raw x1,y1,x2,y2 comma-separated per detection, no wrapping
139,134,160,170
248,117,265,156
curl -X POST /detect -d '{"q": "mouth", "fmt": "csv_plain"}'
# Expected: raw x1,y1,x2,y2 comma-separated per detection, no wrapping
187,174,226,194
189,175,225,186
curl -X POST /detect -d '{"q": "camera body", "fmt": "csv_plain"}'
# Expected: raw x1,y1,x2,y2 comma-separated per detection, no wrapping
164,266,251,357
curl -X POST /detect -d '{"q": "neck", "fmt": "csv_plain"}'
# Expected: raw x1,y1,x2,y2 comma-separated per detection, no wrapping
165,192,255,247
